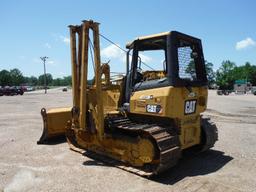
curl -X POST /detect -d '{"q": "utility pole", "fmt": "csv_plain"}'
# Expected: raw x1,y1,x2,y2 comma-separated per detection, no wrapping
40,56,48,94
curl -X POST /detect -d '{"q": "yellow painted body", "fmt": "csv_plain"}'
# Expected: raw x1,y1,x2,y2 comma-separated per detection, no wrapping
130,86,208,149
87,85,122,114
69,129,155,166
67,84,208,167
38,20,211,173
37,107,72,143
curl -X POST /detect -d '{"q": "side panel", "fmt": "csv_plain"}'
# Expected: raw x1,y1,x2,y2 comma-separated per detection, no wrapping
86,85,122,115
129,86,208,149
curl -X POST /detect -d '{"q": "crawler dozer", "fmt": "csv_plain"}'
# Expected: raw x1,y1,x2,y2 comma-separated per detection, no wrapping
38,20,218,176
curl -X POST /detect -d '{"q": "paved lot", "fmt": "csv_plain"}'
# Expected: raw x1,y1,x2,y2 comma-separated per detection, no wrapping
0,89,256,192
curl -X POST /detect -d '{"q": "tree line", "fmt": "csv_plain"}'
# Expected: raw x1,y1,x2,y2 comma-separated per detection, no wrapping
185,60,256,89
216,61,256,89
0,68,72,87
0,60,256,89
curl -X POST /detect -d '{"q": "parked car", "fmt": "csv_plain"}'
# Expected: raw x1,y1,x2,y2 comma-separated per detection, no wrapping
217,89,231,96
25,86,35,92
2,86,24,96
62,87,68,92
15,86,24,95
252,87,256,95
21,86,27,92
3,86,14,96
0,87,4,96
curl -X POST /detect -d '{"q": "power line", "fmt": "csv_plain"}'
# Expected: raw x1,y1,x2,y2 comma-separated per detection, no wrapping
40,56,48,94
99,33,127,53
99,33,155,71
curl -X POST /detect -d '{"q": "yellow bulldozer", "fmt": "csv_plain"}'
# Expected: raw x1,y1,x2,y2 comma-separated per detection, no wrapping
37,20,218,176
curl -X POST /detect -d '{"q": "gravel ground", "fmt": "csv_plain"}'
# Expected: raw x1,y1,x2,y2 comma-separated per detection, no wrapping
0,89,256,192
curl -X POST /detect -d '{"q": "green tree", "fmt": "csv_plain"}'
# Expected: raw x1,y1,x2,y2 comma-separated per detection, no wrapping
38,73,53,86
185,60,196,78
62,76,72,85
9,68,24,86
24,76,38,86
232,62,256,86
205,61,215,86
0,70,11,86
51,76,72,86
216,60,236,89
52,78,62,86
185,60,216,86
247,65,256,85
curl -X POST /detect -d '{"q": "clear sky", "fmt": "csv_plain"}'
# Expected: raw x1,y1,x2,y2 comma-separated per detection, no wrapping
0,0,255,78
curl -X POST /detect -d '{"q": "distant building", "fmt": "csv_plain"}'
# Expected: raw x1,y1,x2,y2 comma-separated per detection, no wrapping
234,79,252,94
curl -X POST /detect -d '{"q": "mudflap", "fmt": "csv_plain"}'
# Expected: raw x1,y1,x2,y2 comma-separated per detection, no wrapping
37,107,72,144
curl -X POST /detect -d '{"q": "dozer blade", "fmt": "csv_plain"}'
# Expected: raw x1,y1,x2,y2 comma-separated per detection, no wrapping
37,107,72,144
